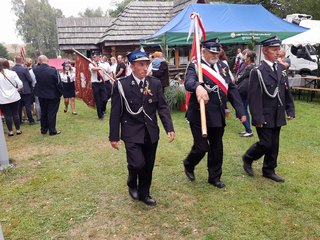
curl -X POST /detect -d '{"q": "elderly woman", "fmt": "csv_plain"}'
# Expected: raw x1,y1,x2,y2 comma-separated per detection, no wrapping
0,58,23,136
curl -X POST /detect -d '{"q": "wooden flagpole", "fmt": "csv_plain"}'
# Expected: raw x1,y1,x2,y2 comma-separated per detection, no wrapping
194,17,207,138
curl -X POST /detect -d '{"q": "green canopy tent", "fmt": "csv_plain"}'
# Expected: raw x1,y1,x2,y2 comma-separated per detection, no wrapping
141,3,307,46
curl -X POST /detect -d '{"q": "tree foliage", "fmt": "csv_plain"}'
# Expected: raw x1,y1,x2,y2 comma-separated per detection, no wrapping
109,0,131,17
223,0,320,19
0,43,9,59
78,7,104,17
11,0,63,58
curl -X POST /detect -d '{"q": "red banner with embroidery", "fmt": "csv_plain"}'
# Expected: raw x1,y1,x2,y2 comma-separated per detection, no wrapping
74,51,95,108
201,63,228,96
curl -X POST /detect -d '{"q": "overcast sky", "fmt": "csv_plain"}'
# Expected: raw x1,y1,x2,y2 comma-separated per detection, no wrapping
0,0,120,44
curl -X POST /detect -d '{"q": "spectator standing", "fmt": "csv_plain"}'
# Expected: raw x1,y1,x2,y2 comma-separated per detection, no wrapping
115,55,126,79
0,58,23,136
152,51,169,92
100,55,114,111
233,47,243,73
33,55,62,136
110,56,117,77
11,55,36,125
236,51,256,137
25,58,41,121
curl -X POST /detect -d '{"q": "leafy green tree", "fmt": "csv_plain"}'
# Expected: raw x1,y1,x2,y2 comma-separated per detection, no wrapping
0,43,9,58
78,7,104,17
11,0,63,58
109,0,131,17
223,0,320,19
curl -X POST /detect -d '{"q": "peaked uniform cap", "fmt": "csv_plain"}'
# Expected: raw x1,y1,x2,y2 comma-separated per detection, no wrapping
202,38,221,53
261,36,281,47
127,48,149,62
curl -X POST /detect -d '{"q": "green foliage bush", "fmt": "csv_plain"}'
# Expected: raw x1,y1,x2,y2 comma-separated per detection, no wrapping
164,85,186,110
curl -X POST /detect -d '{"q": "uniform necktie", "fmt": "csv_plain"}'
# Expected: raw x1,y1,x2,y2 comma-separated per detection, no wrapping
66,72,70,83
97,63,101,81
139,81,143,93
273,63,277,75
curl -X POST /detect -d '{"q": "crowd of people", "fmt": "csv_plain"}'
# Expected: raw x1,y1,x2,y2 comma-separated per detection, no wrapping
1,35,295,206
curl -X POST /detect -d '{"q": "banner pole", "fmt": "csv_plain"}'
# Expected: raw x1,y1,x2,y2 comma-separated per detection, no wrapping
194,17,207,138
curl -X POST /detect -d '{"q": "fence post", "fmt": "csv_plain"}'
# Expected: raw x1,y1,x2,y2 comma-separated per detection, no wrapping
0,223,4,240
0,118,10,170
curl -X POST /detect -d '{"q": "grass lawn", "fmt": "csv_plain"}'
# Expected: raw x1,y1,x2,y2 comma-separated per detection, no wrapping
0,98,319,239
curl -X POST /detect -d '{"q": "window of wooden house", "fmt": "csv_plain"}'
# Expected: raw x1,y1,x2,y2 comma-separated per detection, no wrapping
179,47,190,65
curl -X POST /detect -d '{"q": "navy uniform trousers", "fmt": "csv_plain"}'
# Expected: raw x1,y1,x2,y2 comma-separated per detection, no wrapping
125,130,158,199
92,82,107,119
184,123,225,182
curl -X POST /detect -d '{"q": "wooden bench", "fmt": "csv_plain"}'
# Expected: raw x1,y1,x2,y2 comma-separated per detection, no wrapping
291,86,320,101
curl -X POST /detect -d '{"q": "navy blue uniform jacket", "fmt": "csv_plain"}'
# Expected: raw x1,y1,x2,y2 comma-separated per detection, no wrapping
11,64,33,94
33,64,62,99
109,75,174,144
185,60,244,127
248,61,295,128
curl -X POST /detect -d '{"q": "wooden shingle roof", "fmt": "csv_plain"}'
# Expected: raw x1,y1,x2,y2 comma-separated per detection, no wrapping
99,1,174,46
56,17,113,50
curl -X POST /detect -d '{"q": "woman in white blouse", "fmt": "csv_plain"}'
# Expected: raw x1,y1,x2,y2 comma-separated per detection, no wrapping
110,56,117,78
59,62,77,115
0,58,23,136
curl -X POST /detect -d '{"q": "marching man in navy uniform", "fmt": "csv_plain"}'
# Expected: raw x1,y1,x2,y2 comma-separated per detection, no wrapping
109,48,175,206
89,52,108,120
242,36,295,182
183,38,246,188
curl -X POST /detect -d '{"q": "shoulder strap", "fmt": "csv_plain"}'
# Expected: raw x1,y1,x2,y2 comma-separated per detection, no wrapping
1,72,17,88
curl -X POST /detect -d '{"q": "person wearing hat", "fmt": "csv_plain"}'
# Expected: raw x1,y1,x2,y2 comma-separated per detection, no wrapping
109,48,175,206
89,52,108,120
183,38,246,188
60,61,77,115
242,36,295,182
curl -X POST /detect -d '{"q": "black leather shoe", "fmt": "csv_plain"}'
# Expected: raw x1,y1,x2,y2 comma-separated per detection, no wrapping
128,187,139,200
184,165,195,181
263,173,285,182
41,131,48,135
242,156,254,176
49,131,61,136
140,196,157,206
208,180,225,188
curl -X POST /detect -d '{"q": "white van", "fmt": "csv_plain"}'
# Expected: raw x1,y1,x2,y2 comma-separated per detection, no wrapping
285,44,318,75
283,15,319,75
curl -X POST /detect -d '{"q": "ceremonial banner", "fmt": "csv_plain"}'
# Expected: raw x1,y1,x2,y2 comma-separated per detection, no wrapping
185,12,207,108
188,12,207,137
74,50,95,108
20,47,25,61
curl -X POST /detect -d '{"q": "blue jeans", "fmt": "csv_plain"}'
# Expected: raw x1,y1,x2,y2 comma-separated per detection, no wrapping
242,99,252,133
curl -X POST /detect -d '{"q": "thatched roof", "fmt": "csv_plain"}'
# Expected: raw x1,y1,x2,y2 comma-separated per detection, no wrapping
99,0,209,46
99,1,173,46
56,0,210,50
56,17,114,50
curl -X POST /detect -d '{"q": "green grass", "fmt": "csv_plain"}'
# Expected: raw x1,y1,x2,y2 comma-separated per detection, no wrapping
0,98,319,239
